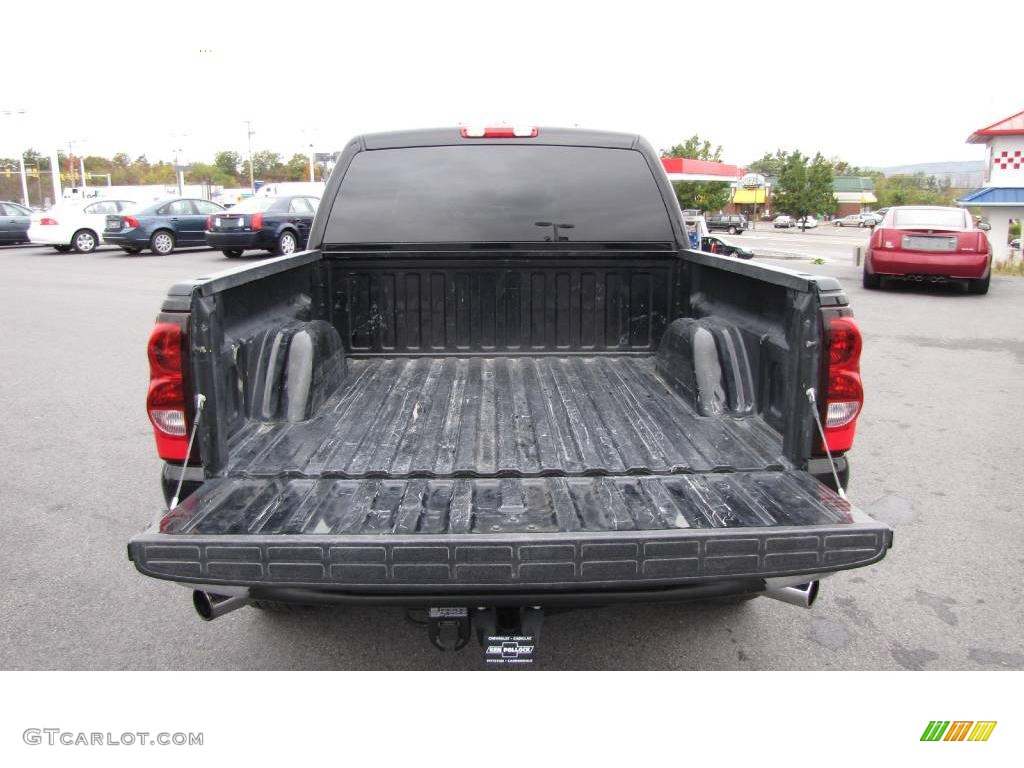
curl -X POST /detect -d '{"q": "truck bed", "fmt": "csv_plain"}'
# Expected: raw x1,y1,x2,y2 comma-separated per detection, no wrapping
225,355,788,479
131,355,890,593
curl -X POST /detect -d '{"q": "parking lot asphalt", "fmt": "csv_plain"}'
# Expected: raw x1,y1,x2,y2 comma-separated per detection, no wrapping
1,242,1022,670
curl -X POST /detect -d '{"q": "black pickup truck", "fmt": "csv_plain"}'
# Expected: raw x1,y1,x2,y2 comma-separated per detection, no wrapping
130,127,890,658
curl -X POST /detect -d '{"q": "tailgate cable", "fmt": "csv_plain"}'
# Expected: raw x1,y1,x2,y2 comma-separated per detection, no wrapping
805,387,847,500
169,394,206,509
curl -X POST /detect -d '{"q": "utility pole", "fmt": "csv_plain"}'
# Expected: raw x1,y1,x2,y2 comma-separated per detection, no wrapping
18,155,29,206
245,120,256,192
173,147,184,196
49,148,61,204
309,143,315,182
67,142,77,188
80,156,87,194
1,109,30,206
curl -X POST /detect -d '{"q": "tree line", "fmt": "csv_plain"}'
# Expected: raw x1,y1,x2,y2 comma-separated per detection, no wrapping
661,135,961,218
0,149,324,204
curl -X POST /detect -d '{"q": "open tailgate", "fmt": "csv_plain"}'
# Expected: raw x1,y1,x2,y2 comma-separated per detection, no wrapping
129,471,892,593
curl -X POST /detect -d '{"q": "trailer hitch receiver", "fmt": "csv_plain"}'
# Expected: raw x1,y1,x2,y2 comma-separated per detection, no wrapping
427,607,471,651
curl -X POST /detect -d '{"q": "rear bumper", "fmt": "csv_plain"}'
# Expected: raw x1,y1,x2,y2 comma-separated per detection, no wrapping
129,523,891,594
27,226,71,245
869,249,989,279
205,231,273,249
103,230,148,247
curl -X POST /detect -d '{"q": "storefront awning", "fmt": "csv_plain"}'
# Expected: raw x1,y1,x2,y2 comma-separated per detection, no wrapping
733,188,766,204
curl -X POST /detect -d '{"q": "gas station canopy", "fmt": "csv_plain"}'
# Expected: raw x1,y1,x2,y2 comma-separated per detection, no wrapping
660,157,746,182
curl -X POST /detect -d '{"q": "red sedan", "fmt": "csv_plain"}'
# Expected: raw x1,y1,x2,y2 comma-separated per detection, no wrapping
863,206,991,294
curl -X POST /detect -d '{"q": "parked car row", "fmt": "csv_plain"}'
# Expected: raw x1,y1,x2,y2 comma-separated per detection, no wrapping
3,194,320,258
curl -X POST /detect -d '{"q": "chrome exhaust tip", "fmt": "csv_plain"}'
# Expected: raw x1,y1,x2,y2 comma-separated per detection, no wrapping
763,581,820,608
192,590,251,621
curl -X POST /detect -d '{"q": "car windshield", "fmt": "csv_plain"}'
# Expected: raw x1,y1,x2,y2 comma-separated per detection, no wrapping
229,197,278,213
892,208,967,229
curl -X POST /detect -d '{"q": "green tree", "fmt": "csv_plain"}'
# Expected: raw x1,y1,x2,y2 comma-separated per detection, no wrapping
772,151,835,228
252,150,282,179
188,162,236,187
284,153,310,181
748,149,791,179
661,135,732,213
874,173,955,207
808,153,837,218
214,151,242,181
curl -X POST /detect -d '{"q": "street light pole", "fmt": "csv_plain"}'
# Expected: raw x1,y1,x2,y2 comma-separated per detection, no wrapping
49,148,61,204
245,120,255,192
18,155,29,207
1,109,30,206
309,143,315,182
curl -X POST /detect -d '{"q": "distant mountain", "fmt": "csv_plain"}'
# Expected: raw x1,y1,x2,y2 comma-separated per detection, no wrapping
875,161,984,188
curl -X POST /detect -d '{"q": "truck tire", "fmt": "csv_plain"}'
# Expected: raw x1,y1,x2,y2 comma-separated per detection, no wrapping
862,267,881,289
967,272,990,295
274,230,297,256
222,249,244,258
72,229,98,254
150,230,175,255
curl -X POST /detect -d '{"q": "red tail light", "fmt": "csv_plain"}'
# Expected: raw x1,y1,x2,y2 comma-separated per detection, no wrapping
124,215,140,228
460,126,538,138
821,317,863,453
977,231,988,254
146,320,195,461
250,212,263,230
874,228,895,249
40,217,58,225
206,215,213,231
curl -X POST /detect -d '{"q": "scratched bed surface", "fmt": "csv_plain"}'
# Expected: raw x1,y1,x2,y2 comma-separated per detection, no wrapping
226,356,789,479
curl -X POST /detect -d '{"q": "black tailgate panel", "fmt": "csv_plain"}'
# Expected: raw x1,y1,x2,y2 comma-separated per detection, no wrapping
131,472,891,591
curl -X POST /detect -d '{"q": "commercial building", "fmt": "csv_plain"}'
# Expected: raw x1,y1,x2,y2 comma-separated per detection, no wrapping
956,109,1024,264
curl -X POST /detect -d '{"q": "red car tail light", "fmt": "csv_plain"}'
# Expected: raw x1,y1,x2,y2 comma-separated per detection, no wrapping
146,320,197,462
977,231,989,253
873,228,896,249
206,215,213,231
821,317,863,453
40,217,58,225
250,212,263,230
124,215,140,228
460,126,538,138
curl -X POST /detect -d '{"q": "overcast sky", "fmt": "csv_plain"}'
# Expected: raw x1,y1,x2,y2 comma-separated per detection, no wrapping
3,0,1020,169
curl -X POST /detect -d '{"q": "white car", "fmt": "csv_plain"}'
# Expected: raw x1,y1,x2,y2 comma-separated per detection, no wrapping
796,216,819,229
28,198,136,253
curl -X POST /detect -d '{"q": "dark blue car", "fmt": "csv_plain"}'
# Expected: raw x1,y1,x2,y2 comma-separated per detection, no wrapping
0,200,32,244
104,198,225,255
205,195,319,258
